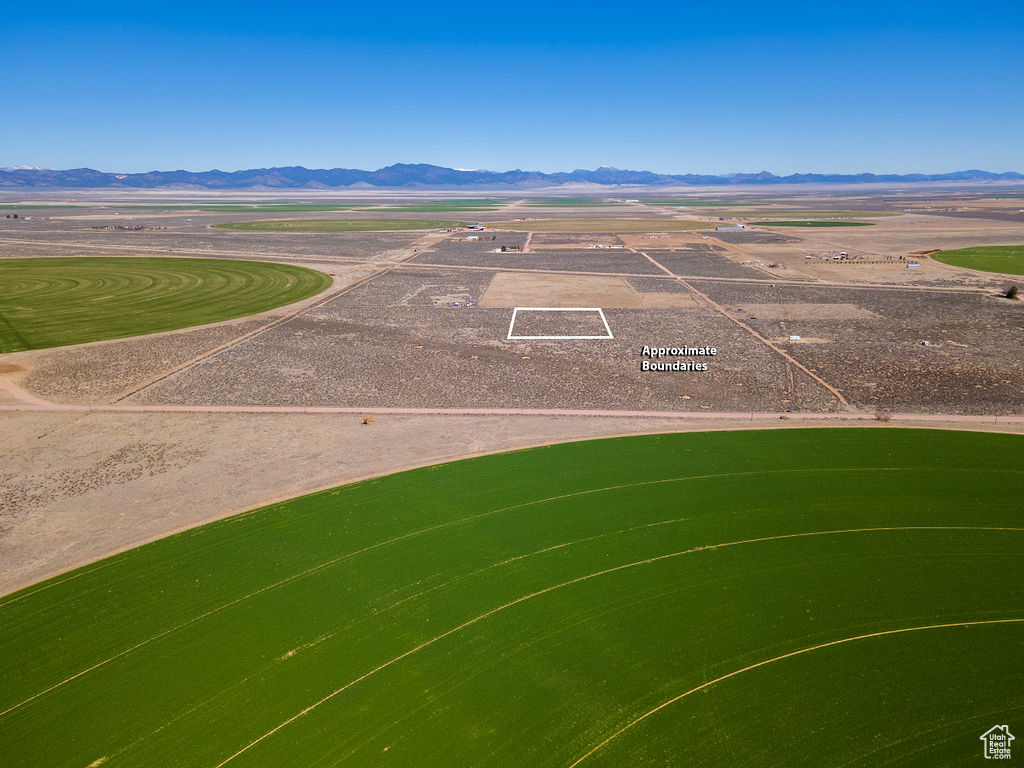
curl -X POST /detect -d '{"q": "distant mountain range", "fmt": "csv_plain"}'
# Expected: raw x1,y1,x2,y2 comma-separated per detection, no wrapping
1,164,1022,189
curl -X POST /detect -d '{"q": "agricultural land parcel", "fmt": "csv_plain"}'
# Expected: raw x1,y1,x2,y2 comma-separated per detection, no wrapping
214,218,468,232
0,257,330,353
933,244,1024,275
1,429,1021,767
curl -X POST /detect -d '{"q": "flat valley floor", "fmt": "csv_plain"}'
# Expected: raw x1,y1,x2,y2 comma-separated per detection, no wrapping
1,190,1023,592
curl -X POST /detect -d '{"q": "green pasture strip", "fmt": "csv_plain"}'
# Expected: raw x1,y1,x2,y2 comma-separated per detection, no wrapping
632,201,893,216
0,204,89,210
933,245,1024,276
213,218,467,232
197,204,360,212
114,204,364,212
726,209,893,218
641,199,784,207
0,257,330,353
369,199,503,213
524,198,623,207
0,429,1020,767
486,218,715,232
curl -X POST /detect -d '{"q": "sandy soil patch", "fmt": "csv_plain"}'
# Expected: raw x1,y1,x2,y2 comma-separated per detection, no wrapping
478,272,699,309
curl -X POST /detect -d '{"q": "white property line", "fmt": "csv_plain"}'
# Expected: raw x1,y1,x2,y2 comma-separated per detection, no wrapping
507,307,614,340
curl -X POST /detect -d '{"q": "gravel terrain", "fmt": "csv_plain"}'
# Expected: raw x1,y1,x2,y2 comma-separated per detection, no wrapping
129,298,837,412
692,280,1024,414
413,241,662,274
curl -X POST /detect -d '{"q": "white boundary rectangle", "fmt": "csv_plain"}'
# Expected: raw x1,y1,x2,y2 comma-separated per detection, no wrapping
507,307,614,340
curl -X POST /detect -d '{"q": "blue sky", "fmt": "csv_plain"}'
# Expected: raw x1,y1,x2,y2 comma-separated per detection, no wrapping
3,1,1022,174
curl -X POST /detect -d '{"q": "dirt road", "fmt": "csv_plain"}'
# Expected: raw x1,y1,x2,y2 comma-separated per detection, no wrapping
2,374,1022,427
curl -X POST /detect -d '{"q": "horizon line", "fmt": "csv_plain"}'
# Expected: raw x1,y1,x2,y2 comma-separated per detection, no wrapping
3,163,1023,176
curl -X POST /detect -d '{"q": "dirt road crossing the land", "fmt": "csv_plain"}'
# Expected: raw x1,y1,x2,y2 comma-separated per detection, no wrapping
632,248,851,407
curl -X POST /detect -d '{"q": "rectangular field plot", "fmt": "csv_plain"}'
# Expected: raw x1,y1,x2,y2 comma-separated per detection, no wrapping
480,272,697,309
507,307,613,339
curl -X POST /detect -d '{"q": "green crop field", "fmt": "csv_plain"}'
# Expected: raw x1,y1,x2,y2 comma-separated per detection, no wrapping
0,204,89,210
214,218,467,232
732,209,893,219
197,204,360,212
756,220,875,227
0,257,330,353
117,204,363,212
1,429,1021,767
641,199,786,207
372,199,503,213
525,198,623,207
933,245,1024,276
487,218,715,232
662,208,893,219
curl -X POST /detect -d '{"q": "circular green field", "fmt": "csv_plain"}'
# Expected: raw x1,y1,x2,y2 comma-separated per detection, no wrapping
755,220,874,227
213,218,467,231
933,245,1024,276
1,429,1021,767
0,257,331,353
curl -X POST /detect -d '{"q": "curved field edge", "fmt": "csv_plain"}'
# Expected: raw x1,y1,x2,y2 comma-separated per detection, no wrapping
0,428,1021,767
212,218,468,231
0,256,332,353
932,244,1024,276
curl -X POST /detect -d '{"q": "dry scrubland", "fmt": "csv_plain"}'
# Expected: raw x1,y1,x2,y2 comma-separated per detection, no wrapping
1,188,1023,590
5,207,1018,417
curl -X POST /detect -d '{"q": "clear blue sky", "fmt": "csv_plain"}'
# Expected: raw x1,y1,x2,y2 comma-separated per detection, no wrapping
3,1,1022,174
